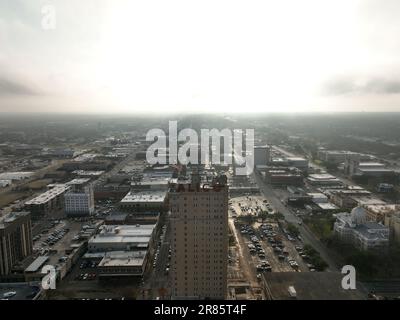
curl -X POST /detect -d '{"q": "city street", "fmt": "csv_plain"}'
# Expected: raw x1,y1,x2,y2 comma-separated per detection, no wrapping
252,171,339,272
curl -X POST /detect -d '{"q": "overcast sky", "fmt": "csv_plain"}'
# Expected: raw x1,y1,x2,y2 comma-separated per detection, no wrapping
1,0,400,114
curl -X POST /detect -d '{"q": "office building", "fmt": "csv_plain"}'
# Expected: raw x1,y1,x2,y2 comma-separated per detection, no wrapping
87,224,156,277
286,157,309,173
24,185,69,218
306,173,343,187
169,174,228,299
364,204,400,223
0,212,33,276
334,207,389,251
119,190,167,212
317,150,358,164
64,178,94,216
88,224,156,253
261,167,303,186
254,146,271,166
344,154,393,177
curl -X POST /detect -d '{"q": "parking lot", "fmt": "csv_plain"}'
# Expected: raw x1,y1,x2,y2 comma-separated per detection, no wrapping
230,195,318,284
229,195,273,218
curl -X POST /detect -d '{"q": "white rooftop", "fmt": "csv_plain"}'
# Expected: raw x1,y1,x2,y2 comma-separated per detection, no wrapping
66,178,91,185
89,224,156,245
0,172,34,180
120,190,167,203
25,185,69,205
98,251,147,267
317,203,338,210
308,173,338,180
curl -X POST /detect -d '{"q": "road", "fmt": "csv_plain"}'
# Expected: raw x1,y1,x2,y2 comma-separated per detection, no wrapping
142,218,171,299
253,171,339,272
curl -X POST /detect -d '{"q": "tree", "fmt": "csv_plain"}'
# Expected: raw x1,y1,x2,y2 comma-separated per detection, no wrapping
273,212,284,222
241,214,255,225
287,223,300,237
258,211,268,222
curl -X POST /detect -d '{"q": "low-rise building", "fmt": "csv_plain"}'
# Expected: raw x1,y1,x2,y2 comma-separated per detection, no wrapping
345,154,394,177
64,178,94,216
24,185,69,218
0,172,34,181
307,193,328,204
306,174,343,187
334,207,389,251
72,170,105,179
88,224,156,253
261,167,303,186
119,190,167,212
364,204,399,223
286,157,309,173
329,188,372,210
376,183,394,193
97,250,148,277
317,150,358,164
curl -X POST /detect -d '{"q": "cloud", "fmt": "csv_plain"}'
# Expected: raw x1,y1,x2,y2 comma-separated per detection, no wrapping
0,75,38,96
322,76,400,96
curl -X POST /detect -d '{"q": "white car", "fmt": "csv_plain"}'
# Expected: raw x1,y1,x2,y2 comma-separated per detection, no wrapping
3,291,16,299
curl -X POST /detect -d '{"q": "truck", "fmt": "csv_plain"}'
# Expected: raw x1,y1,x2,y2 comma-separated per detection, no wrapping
288,286,297,298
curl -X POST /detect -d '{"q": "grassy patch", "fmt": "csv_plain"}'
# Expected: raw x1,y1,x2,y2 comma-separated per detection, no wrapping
304,215,335,241
0,192,27,207
302,244,328,271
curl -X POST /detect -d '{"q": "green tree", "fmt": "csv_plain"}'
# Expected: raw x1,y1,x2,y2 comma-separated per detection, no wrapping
258,211,268,222
273,212,284,222
287,223,300,237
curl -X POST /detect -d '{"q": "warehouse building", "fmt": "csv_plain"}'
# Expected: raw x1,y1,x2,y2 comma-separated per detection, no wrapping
119,190,167,212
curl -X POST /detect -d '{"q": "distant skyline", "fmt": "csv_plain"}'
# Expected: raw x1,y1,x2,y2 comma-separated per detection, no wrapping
1,0,400,113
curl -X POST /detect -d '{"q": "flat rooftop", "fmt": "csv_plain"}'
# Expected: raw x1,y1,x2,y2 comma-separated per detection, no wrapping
317,202,338,210
356,223,389,240
66,178,91,185
359,162,385,167
0,212,30,228
25,256,49,273
358,168,393,173
365,204,399,213
98,251,147,267
352,196,387,206
89,224,156,245
25,185,69,205
308,173,338,180
287,157,307,161
72,170,105,176
334,189,371,195
120,190,167,203
0,172,34,180
73,153,99,162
